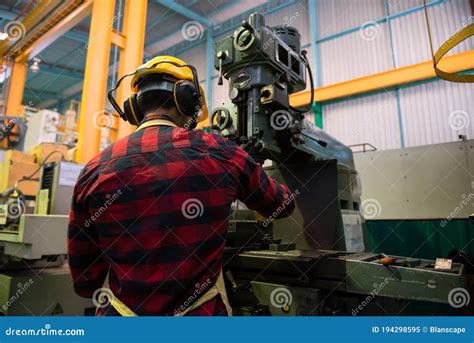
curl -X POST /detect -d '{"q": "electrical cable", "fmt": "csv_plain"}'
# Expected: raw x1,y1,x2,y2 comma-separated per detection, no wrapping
422,0,435,62
14,150,65,188
289,50,314,113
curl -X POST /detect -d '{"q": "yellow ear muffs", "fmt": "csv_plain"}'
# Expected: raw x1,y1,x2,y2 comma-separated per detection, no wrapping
108,57,205,130
173,80,201,118
122,94,143,126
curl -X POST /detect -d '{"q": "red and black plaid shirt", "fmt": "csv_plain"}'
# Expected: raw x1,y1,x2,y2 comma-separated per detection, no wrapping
68,115,295,316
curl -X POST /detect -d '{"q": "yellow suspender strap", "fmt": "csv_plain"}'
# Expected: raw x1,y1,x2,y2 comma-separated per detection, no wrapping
135,119,177,131
175,270,233,316
110,297,138,317
109,270,232,316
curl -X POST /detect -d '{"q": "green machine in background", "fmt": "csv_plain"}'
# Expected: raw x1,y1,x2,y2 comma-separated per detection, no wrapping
211,13,470,316
0,160,93,316
354,139,474,261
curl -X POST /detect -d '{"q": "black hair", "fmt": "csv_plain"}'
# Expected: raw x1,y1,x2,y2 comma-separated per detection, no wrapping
136,74,177,115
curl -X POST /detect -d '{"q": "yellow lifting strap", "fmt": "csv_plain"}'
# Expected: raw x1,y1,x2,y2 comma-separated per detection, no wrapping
110,270,233,316
423,0,474,83
135,118,177,131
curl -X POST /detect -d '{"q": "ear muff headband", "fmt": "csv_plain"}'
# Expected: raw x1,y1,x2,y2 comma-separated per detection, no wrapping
107,70,137,120
107,61,202,124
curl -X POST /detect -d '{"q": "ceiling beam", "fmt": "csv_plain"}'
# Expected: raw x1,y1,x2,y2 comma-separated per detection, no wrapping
146,0,199,33
146,0,282,55
24,88,64,100
0,7,89,45
30,63,84,80
0,9,14,19
16,0,93,62
40,0,282,107
156,0,212,26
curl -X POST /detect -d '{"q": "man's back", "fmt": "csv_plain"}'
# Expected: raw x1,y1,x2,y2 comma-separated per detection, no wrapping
68,121,294,315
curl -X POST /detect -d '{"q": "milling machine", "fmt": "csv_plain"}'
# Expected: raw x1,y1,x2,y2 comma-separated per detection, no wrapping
212,13,468,316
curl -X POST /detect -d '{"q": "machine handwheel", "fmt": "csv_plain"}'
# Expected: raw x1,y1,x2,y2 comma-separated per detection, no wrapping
210,107,232,131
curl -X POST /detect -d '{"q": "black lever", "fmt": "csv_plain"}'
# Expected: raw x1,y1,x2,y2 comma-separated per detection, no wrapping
217,50,227,86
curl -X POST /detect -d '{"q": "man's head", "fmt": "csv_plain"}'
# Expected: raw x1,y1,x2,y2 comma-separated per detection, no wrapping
129,56,208,128
135,74,189,127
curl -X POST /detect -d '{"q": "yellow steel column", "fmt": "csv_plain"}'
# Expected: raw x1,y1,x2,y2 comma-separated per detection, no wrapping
116,0,148,140
5,61,27,116
76,0,115,164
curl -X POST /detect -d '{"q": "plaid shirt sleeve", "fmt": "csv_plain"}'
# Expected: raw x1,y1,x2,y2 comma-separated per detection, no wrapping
67,156,109,298
215,136,295,218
